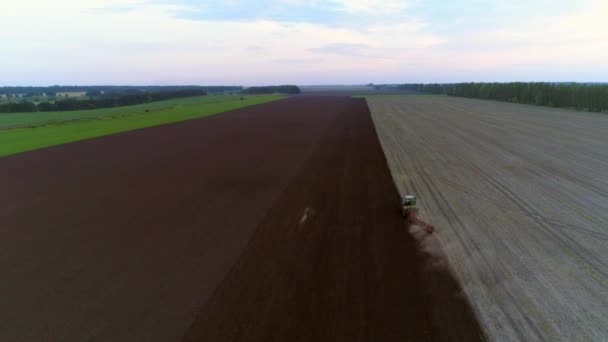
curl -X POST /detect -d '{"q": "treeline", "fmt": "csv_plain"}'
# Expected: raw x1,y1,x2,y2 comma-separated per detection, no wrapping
0,89,207,113
0,85,242,96
407,83,608,112
244,85,301,94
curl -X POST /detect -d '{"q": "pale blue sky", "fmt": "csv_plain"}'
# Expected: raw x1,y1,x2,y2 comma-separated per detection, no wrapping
1,0,607,85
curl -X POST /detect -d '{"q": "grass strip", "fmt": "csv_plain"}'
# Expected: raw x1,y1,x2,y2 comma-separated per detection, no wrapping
0,95,283,158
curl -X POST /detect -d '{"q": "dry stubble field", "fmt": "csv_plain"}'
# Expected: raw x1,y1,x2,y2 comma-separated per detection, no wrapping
368,95,608,341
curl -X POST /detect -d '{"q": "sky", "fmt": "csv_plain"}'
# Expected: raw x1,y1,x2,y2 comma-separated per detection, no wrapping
1,0,607,85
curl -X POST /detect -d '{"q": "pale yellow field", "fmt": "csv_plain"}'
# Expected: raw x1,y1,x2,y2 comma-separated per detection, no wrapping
368,95,608,341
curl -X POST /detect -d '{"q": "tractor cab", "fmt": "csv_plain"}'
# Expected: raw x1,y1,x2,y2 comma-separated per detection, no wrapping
402,195,416,207
401,194,418,217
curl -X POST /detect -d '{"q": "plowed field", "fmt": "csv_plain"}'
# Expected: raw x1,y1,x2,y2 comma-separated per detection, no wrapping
0,96,482,341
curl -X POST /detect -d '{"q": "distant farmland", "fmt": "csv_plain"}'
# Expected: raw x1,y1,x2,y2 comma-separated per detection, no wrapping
0,95,283,158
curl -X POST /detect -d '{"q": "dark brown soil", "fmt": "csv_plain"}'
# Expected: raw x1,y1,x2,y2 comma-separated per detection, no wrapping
0,97,348,341
183,98,484,341
0,96,483,341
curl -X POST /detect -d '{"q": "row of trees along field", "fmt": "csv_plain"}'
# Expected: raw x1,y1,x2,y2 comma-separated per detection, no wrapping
0,89,208,113
0,85,242,96
244,85,301,94
402,83,608,112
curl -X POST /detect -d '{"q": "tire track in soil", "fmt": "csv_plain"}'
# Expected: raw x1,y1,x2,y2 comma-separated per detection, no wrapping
407,103,608,285
368,95,608,341
413,105,589,341
407,137,534,341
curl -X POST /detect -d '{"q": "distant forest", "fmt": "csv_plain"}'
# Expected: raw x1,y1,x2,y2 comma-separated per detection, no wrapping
0,85,242,96
398,83,608,112
0,89,209,113
244,85,301,94
0,85,301,113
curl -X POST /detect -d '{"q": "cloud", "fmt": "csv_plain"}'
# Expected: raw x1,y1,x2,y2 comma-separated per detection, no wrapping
1,0,607,85
330,0,409,14
271,58,324,64
0,0,438,85
277,0,408,15
435,0,608,71
311,43,374,57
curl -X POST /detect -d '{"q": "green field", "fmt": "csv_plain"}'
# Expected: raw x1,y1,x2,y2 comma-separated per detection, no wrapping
0,95,283,158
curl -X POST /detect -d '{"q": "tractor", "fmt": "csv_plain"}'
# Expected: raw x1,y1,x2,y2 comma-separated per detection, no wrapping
401,194,418,217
